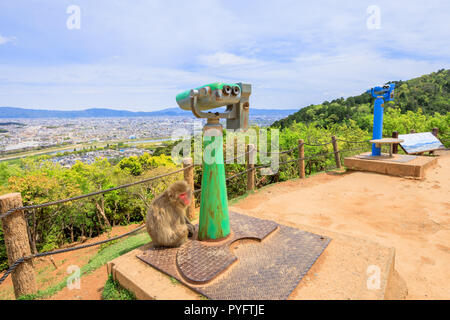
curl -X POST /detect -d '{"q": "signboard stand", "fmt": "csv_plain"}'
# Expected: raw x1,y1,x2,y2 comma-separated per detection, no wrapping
398,132,445,155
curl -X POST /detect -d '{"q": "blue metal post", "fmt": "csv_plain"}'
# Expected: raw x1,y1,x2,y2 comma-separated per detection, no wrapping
367,84,395,157
372,97,384,156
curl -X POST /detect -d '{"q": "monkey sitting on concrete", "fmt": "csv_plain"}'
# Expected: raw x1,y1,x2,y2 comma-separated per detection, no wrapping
145,180,195,248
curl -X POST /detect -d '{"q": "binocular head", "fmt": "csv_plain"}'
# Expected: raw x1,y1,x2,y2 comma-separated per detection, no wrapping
176,82,251,130
176,83,243,111
366,83,395,102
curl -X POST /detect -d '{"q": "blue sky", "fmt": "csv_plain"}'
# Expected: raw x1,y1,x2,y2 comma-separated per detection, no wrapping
0,0,449,111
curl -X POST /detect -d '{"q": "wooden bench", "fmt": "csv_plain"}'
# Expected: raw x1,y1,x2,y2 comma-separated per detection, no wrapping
370,138,404,157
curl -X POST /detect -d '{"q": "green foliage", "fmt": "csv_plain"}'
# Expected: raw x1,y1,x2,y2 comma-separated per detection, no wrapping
39,228,60,253
152,140,182,157
224,163,247,199
0,161,23,187
102,275,136,300
118,153,175,176
0,153,175,271
0,225,7,271
383,108,449,137
119,156,143,176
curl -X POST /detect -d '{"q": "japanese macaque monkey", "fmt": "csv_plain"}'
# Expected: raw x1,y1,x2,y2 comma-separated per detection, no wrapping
145,181,195,248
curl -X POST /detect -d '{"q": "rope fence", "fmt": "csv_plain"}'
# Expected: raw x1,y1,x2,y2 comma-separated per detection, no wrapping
0,166,193,220
0,129,447,296
0,224,145,286
336,138,371,144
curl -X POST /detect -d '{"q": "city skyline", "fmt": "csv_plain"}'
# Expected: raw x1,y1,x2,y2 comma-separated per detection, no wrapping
0,114,285,154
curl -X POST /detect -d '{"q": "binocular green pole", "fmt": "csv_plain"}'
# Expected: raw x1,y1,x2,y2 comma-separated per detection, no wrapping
198,119,230,241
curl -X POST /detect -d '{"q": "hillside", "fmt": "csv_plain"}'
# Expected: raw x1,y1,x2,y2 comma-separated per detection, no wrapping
272,69,450,130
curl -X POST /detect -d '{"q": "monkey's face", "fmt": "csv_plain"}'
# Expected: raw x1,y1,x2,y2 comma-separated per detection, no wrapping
167,181,192,208
178,191,191,207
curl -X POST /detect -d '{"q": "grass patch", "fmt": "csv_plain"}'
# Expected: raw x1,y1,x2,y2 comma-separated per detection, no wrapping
170,276,180,285
228,190,254,206
98,239,119,253
82,230,149,275
37,264,52,275
18,228,150,300
102,275,136,300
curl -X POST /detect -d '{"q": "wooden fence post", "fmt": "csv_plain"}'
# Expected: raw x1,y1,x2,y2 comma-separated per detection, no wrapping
331,136,341,169
432,127,438,137
246,144,255,191
0,193,36,298
430,128,439,155
298,139,305,179
392,131,399,154
182,158,195,220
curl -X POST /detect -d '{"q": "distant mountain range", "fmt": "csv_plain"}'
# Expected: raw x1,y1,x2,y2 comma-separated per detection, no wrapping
0,107,297,119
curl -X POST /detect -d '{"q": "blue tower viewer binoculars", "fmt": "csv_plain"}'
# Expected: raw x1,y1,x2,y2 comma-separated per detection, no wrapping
367,83,395,102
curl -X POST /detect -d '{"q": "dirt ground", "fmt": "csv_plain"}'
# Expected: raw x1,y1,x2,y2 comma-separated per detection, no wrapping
49,265,107,300
231,151,450,299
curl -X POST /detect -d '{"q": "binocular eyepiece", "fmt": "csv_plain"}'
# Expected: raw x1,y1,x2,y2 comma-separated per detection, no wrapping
223,85,232,95
221,85,241,96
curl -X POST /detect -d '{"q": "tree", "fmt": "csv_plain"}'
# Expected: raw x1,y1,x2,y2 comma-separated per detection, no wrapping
119,156,143,176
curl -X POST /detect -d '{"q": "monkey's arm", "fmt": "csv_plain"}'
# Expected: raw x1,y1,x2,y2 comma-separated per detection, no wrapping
184,216,195,238
153,221,187,247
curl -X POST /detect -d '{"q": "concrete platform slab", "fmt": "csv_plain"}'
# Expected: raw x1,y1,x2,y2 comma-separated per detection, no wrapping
344,153,437,178
136,212,330,300
107,214,406,300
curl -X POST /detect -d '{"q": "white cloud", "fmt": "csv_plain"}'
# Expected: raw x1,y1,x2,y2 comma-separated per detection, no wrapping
0,34,15,45
198,52,260,66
